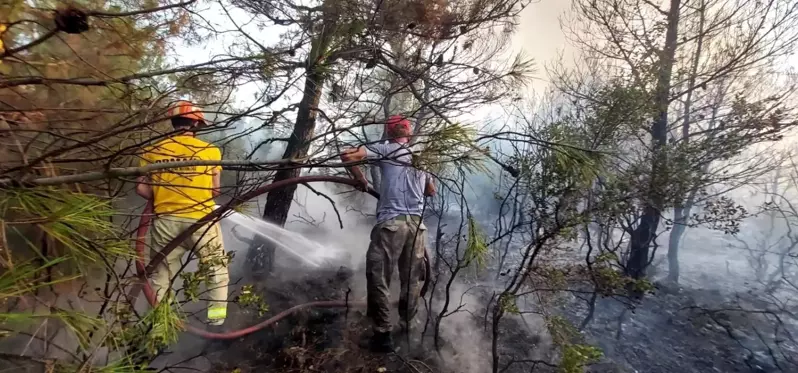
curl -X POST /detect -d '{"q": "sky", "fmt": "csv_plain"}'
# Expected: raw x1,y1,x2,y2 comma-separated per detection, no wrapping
511,0,574,92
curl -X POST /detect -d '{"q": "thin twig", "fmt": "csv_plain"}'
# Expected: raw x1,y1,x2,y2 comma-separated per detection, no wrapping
302,182,344,229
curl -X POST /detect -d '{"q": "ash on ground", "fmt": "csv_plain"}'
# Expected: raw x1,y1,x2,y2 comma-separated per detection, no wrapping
564,283,798,373
154,266,550,373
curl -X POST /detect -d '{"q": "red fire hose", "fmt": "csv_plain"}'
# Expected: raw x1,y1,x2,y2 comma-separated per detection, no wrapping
134,175,431,340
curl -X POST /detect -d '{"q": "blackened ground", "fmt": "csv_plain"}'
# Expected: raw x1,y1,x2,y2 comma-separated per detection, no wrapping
204,267,440,373
563,283,798,373
161,265,798,373
186,267,555,373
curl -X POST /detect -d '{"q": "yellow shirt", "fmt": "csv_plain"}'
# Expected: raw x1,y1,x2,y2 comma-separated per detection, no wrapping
140,135,221,219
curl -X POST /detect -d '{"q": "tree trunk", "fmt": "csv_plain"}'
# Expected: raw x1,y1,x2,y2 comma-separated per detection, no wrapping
667,94,724,283
247,20,334,275
667,207,687,283
666,0,706,285
626,0,682,280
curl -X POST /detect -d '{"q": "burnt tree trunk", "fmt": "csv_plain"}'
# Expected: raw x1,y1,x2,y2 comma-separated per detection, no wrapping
626,0,682,280
248,19,335,275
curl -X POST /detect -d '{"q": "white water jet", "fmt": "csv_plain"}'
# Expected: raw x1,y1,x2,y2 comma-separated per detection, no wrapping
219,207,343,268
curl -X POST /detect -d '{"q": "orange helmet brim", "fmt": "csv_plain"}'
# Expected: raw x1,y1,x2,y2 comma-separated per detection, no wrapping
169,101,205,122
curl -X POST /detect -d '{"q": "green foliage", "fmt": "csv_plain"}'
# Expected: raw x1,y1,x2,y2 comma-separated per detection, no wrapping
464,214,489,269
0,310,103,348
0,1,226,370
546,315,603,373
232,201,258,215
546,315,579,346
0,257,77,297
593,266,625,295
589,83,654,142
179,270,202,302
237,284,270,316
0,188,131,270
629,277,655,294
0,185,176,368
536,121,604,193
330,18,367,48
559,344,603,373
87,359,150,373
414,123,489,176
180,248,233,302
0,189,194,367
498,294,520,315
137,292,185,356
57,309,107,349
591,252,654,295
536,266,568,289
508,118,607,240
690,196,748,234
45,359,150,373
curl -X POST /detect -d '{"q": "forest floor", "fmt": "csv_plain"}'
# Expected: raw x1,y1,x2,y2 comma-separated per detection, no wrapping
177,267,442,373
152,260,797,373
154,266,552,373
565,281,798,373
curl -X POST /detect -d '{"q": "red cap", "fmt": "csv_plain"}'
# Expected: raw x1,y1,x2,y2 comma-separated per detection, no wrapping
386,115,411,133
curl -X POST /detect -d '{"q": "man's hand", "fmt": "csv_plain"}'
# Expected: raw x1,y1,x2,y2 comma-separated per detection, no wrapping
355,177,369,192
136,175,153,200
424,175,436,197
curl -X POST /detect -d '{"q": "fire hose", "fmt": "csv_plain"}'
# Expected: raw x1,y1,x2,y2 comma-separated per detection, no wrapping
134,175,432,340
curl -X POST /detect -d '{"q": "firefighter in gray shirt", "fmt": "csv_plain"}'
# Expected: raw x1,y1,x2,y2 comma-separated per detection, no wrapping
341,115,436,352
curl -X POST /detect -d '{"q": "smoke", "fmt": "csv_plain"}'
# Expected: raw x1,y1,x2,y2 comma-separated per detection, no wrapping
433,283,493,373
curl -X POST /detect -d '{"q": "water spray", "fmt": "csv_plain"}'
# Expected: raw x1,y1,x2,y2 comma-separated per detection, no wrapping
222,208,324,268
133,175,431,340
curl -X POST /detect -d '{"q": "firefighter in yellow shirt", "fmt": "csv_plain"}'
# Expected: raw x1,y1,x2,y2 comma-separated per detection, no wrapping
136,101,229,327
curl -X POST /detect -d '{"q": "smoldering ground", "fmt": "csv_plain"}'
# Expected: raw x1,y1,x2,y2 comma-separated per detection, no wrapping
557,181,798,373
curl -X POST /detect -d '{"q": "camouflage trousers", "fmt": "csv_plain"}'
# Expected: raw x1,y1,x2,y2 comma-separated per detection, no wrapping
150,216,229,323
366,215,428,333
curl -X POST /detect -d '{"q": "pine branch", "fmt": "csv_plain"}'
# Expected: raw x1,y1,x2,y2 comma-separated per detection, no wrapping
0,158,376,188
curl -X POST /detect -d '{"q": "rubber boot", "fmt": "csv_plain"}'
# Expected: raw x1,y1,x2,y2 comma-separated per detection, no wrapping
369,331,394,353
394,318,421,353
203,323,232,354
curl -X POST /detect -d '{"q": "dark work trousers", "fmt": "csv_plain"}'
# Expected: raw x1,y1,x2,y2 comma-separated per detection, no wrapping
366,215,427,333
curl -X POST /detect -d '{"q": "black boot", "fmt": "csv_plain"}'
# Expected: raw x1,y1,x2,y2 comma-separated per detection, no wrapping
369,331,394,353
203,324,232,354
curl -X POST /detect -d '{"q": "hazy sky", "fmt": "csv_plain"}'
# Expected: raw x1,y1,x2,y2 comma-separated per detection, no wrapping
512,0,574,92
